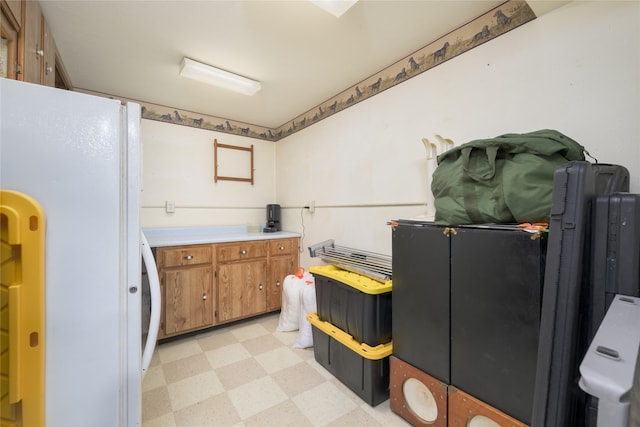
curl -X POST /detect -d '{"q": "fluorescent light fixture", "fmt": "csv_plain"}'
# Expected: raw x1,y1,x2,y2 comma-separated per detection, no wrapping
179,57,261,96
311,0,358,18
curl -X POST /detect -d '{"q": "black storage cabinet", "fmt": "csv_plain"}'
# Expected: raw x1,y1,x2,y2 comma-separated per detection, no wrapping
392,221,451,384
392,220,547,425
450,226,547,425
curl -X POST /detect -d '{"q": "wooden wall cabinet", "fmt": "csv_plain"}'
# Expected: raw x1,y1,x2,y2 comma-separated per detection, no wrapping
1,0,21,79
2,0,70,88
22,0,42,84
155,237,299,339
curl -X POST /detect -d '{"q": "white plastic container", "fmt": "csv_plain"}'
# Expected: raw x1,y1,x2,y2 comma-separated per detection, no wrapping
579,294,640,427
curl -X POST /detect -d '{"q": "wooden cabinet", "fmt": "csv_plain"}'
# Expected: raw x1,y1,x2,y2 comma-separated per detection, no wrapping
156,244,214,339
216,241,268,323
1,0,21,79
22,0,42,84
267,238,298,312
154,237,299,339
2,0,70,88
41,19,55,86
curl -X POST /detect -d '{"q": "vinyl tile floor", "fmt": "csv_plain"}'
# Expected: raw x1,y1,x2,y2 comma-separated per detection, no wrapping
142,312,410,427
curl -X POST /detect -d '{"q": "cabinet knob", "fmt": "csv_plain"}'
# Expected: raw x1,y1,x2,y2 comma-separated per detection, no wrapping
36,46,44,58
45,63,53,74
240,250,247,255
259,284,263,290
279,246,285,251
184,255,193,260
276,281,280,287
202,293,207,300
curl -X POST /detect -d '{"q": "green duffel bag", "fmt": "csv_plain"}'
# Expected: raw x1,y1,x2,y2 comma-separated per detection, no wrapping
432,129,587,225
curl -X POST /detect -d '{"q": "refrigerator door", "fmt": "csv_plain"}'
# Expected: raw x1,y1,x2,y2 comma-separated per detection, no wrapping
0,79,142,426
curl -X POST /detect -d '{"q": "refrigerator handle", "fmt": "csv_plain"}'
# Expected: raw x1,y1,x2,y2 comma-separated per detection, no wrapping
141,232,161,378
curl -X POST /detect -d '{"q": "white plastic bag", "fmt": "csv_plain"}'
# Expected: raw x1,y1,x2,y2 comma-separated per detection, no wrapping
277,267,314,332
294,279,317,349
276,275,304,332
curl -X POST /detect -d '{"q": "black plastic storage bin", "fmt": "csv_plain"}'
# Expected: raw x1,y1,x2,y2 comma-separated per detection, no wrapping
308,312,391,406
310,265,392,346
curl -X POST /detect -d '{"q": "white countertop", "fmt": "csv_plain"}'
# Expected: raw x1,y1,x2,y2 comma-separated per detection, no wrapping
143,225,301,248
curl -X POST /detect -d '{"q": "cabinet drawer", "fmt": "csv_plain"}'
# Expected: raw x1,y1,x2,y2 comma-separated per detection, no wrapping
217,241,267,262
158,245,212,268
268,238,298,256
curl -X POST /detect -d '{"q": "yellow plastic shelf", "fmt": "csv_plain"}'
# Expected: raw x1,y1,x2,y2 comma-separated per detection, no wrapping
1,190,46,427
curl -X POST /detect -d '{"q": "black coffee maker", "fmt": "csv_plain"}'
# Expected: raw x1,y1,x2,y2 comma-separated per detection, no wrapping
263,204,281,233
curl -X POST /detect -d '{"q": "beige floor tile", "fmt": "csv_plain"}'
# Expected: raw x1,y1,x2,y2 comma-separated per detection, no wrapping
227,376,289,419
293,346,316,361
327,406,385,427
242,333,285,356
173,392,241,427
143,313,410,426
292,381,358,426
148,351,162,368
215,357,268,390
361,400,412,426
259,312,281,333
162,352,212,385
158,339,203,364
273,330,299,346
142,412,176,427
205,342,252,369
255,346,304,374
168,371,225,411
271,361,327,398
143,364,167,392
230,322,271,342
305,358,337,380
197,329,240,352
142,386,173,423
242,399,314,427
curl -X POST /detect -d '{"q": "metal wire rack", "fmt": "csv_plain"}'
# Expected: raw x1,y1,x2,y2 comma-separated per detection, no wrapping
308,239,392,283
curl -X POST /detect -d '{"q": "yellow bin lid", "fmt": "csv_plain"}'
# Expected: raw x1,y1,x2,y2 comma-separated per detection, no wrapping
307,312,392,360
309,265,392,294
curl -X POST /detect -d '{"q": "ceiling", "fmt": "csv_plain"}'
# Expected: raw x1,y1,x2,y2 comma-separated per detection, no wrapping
40,1,567,130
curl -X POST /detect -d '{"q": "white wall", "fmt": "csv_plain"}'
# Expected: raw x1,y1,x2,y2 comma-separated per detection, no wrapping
140,1,640,270
141,119,276,227
276,0,640,268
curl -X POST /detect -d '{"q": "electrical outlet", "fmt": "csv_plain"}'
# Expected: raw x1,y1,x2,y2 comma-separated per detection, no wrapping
309,200,315,214
165,200,175,213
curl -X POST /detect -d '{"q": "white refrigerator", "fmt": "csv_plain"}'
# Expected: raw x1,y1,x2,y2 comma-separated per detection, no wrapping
0,78,160,426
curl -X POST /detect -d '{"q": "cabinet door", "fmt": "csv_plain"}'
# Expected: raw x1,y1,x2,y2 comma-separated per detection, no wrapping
267,255,296,312
391,222,451,383
23,0,42,84
42,20,55,86
217,260,267,323
161,265,213,337
1,6,19,79
450,228,545,425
